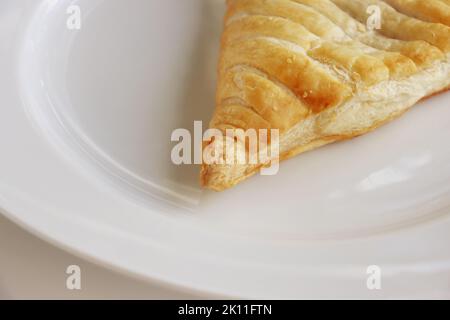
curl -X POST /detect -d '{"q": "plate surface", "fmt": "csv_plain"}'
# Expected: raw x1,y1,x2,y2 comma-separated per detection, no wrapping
1,0,450,299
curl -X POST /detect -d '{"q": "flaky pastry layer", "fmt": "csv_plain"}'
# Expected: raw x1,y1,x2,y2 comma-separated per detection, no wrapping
202,0,450,191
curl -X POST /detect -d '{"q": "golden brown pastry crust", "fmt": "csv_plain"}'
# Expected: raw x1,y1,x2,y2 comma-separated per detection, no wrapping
201,0,450,191
383,0,450,26
331,0,450,52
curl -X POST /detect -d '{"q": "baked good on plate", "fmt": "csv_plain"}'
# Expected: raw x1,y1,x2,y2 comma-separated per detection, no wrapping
201,0,450,191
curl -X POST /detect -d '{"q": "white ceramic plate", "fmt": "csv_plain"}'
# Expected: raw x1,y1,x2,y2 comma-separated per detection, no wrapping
1,0,450,299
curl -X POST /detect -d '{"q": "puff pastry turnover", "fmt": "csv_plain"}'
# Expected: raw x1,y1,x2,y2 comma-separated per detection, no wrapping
201,0,450,191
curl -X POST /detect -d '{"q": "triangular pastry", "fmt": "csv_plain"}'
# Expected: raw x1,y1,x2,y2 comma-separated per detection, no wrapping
201,0,450,191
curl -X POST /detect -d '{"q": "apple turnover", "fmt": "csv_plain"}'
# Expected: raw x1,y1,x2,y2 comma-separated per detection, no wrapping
201,0,450,191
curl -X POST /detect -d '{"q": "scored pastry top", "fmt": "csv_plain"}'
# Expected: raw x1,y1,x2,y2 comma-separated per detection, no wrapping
211,0,450,134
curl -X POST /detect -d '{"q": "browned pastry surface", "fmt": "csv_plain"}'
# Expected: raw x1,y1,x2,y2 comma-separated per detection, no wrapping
202,0,450,191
